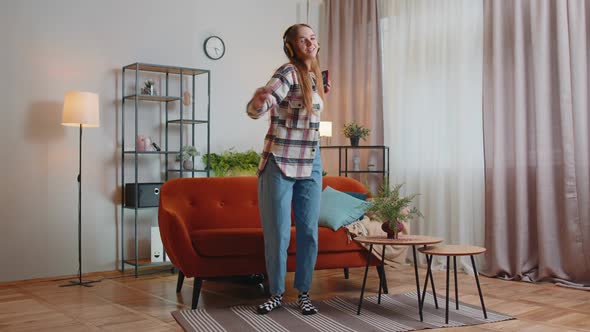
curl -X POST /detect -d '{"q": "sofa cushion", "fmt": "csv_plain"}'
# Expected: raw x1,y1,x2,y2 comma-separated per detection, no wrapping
287,227,365,254
191,227,364,257
343,191,368,201
319,186,372,231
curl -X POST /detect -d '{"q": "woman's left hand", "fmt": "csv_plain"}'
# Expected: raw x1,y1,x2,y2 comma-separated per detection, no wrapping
250,87,271,110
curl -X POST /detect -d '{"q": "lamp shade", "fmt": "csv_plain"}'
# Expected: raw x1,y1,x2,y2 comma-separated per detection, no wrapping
62,91,100,127
319,121,332,137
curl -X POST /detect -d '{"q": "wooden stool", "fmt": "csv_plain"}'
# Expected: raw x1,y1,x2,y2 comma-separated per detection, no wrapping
418,245,487,324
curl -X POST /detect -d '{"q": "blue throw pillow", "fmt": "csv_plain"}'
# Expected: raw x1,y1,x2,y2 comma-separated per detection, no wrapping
319,186,372,231
343,191,368,201
343,191,368,220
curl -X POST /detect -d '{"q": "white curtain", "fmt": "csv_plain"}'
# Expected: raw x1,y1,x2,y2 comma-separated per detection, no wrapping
379,0,485,271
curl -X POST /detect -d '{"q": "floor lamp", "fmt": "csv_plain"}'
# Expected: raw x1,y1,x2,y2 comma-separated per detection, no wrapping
60,91,101,287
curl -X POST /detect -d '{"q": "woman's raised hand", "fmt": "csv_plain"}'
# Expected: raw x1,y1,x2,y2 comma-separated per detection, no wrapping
250,87,271,110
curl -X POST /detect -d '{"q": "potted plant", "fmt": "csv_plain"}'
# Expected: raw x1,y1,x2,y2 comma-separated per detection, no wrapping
176,145,199,170
201,148,261,176
343,123,370,146
141,80,156,95
365,179,423,239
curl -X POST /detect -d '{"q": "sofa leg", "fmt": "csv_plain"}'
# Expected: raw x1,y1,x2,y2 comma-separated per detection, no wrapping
176,271,185,293
191,278,203,310
343,268,350,279
376,266,389,294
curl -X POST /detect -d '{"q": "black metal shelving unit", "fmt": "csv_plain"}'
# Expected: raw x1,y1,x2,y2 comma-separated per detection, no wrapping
320,145,390,183
121,62,210,277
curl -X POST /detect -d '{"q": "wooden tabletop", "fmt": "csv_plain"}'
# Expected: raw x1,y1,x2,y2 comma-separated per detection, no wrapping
354,235,443,246
418,244,486,256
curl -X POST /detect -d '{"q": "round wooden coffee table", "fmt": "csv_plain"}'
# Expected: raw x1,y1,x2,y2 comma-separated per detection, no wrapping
354,235,443,320
418,245,487,324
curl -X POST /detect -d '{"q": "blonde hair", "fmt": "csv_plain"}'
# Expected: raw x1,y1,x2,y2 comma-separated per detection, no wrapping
283,24,325,113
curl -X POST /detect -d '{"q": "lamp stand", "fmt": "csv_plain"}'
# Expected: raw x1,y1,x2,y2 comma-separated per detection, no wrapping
60,124,100,287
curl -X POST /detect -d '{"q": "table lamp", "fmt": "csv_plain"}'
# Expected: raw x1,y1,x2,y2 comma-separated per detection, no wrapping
319,121,332,146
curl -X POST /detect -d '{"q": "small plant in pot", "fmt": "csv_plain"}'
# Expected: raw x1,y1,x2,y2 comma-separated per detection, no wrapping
141,79,157,96
343,122,370,146
365,179,423,239
176,145,199,170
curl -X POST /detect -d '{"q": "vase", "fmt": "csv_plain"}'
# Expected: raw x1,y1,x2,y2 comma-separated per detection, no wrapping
141,85,156,96
350,136,360,146
353,156,360,171
381,221,404,239
136,135,146,151
182,78,192,106
143,137,152,151
182,160,193,170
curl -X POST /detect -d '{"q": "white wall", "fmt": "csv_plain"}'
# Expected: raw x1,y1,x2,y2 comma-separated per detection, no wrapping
0,0,321,282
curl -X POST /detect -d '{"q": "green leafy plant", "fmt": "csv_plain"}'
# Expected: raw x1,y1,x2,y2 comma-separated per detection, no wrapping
202,148,261,176
365,178,423,237
175,145,199,162
144,80,155,88
142,80,157,95
343,123,371,140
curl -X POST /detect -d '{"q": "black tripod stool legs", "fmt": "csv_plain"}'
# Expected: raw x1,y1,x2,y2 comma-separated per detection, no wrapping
471,255,487,319
420,253,439,313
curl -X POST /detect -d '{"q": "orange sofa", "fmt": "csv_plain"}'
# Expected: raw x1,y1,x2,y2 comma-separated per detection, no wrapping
158,176,386,309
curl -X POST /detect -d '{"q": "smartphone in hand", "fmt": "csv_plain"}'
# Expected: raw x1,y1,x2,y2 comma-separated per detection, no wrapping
322,70,330,93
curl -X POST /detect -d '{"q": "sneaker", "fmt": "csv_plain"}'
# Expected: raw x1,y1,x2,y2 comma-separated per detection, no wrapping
257,294,282,314
297,292,318,315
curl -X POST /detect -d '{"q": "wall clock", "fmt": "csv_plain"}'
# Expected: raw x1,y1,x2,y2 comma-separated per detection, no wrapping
204,36,225,60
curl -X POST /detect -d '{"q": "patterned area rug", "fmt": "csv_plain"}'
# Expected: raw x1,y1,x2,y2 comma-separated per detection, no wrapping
172,292,513,332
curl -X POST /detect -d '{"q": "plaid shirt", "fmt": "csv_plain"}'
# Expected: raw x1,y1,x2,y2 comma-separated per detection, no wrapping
247,63,323,179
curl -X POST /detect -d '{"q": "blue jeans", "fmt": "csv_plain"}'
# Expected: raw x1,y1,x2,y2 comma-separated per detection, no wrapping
258,151,322,296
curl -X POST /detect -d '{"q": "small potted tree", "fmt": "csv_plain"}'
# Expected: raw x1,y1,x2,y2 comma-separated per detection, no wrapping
365,179,423,239
176,145,199,170
343,123,370,146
